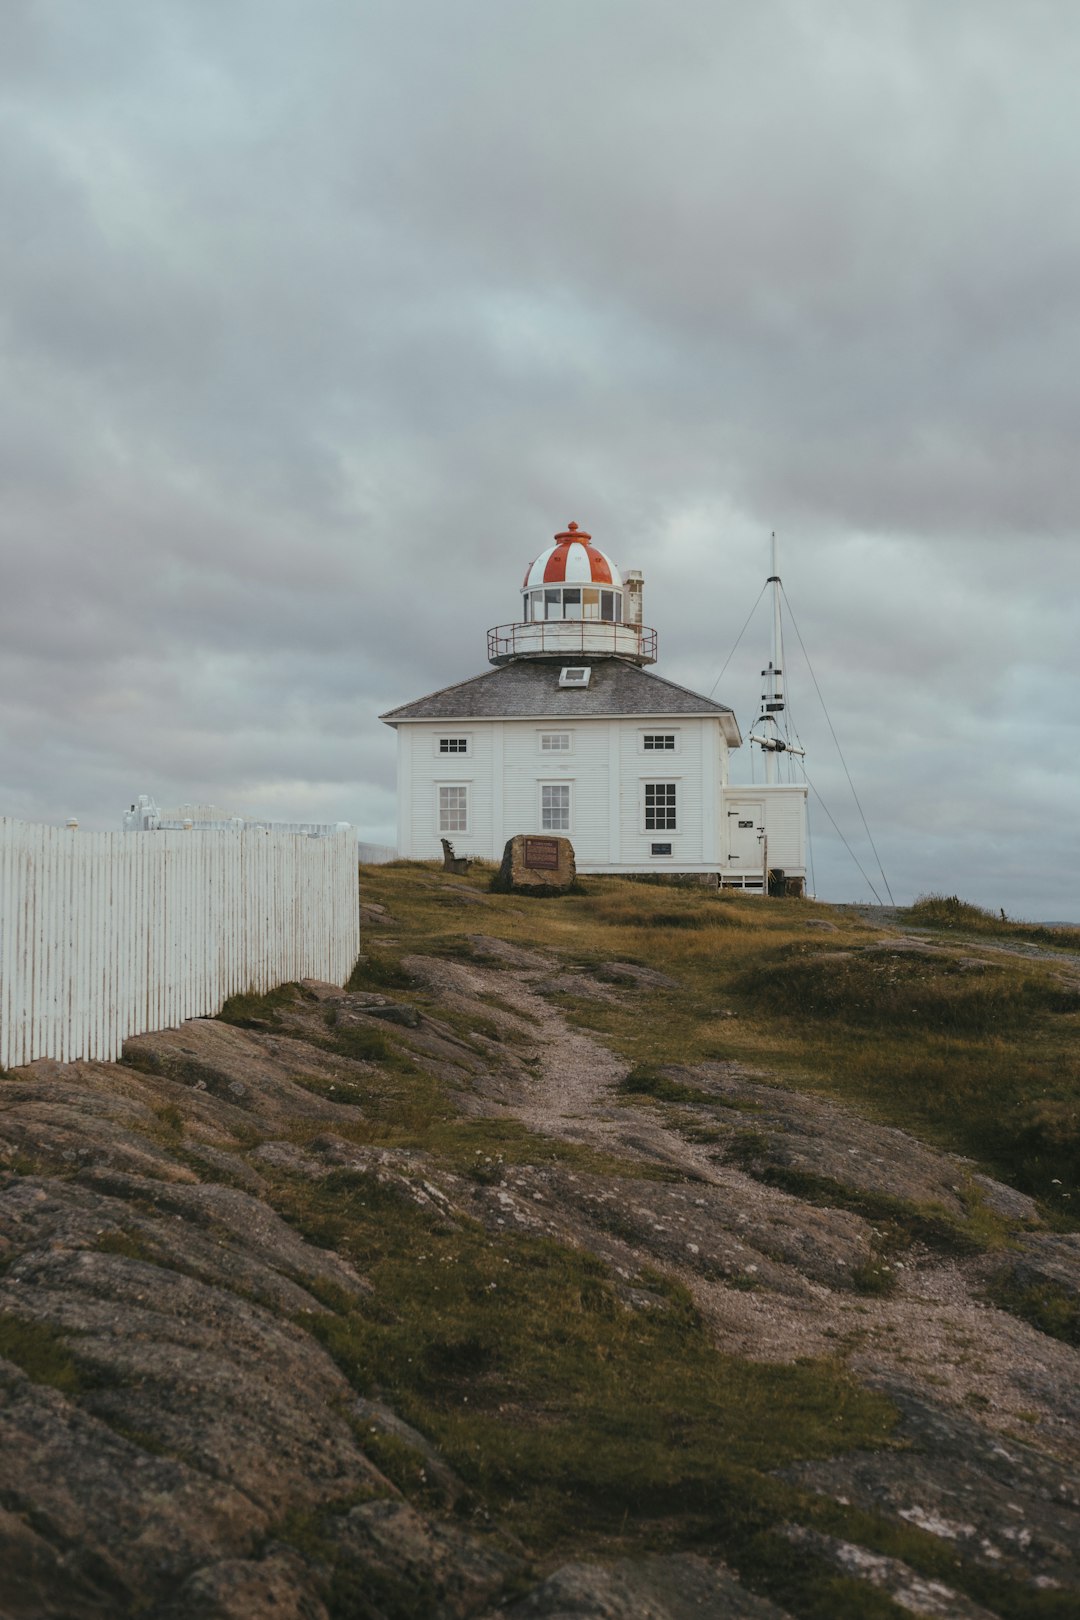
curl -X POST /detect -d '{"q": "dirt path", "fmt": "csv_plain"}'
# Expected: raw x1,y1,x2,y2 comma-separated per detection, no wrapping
410,943,1080,1463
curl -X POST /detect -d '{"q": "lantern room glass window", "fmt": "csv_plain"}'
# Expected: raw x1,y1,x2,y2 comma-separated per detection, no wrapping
541,784,571,831
523,586,625,622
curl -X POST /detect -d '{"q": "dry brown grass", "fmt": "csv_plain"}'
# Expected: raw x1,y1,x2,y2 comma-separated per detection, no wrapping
359,864,1080,1219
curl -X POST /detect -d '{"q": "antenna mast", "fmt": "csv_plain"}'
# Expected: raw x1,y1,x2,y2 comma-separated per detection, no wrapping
750,532,803,779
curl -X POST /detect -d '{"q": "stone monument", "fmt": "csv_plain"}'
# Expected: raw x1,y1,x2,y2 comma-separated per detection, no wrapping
491,834,577,896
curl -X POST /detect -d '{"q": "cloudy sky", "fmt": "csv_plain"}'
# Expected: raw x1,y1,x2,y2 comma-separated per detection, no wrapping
2,1,1078,917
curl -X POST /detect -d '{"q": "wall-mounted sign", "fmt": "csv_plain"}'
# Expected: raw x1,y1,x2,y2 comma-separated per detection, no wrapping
523,837,561,871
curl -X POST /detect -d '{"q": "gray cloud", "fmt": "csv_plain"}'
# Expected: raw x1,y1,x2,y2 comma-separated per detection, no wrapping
1,1,1078,915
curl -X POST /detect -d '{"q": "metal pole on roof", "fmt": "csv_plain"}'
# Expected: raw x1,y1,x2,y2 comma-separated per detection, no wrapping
764,533,782,783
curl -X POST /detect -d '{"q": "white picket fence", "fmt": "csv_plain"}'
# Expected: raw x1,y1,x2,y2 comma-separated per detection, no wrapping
0,818,360,1070
358,841,398,865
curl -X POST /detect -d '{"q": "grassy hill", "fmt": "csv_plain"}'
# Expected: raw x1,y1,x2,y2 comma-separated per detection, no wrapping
355,868,1080,1222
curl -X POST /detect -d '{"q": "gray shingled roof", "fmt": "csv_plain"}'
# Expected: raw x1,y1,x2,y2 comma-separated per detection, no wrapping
380,658,740,730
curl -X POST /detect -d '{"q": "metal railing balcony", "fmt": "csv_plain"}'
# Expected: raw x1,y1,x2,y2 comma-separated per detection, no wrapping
487,620,658,664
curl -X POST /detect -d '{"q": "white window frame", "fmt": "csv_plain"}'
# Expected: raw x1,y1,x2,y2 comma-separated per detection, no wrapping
437,782,471,835
538,730,573,754
434,733,471,756
638,729,680,754
558,666,591,688
642,779,678,833
539,781,572,833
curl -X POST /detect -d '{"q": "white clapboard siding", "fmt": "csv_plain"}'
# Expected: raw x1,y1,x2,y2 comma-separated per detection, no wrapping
399,715,731,872
0,819,360,1070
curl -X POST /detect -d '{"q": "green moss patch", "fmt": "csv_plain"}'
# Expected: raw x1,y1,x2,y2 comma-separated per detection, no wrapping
273,1169,896,1561
618,1065,719,1105
738,948,1076,1036
347,952,416,992
728,1157,972,1245
907,893,1080,953
93,1229,161,1264
324,1025,397,1065
985,1271,1080,1347
218,981,307,1029
0,1313,83,1394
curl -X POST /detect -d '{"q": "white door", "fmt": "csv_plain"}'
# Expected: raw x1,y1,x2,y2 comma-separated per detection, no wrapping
726,801,763,867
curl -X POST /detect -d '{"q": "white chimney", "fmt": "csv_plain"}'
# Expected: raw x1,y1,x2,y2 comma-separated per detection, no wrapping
625,569,644,627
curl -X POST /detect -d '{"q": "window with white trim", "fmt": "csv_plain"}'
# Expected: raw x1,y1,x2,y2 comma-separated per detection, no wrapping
438,784,469,833
438,736,469,754
644,781,677,831
540,783,571,831
642,733,676,751
539,731,572,753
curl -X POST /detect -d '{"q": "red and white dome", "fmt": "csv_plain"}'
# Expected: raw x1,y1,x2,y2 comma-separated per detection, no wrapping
523,522,622,590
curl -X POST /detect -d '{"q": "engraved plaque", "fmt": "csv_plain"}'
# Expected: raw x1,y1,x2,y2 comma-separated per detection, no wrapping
523,837,560,871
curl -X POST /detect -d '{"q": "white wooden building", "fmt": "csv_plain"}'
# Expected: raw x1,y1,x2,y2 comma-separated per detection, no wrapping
381,522,807,890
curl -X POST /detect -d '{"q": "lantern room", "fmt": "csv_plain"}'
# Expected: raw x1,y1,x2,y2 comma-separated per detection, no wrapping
488,521,657,665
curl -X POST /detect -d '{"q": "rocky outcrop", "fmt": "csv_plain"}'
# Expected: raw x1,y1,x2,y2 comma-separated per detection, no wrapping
493,1555,793,1618
2,918,1079,1619
787,1378,1080,1588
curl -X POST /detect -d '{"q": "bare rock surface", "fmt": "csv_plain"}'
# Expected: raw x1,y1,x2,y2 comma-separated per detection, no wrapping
593,961,683,991
1,1204,384,1522
163,1551,332,1620
0,1359,264,1612
660,1060,995,1220
1001,1229,1080,1306
464,934,558,970
781,1526,999,1619
493,1554,793,1618
329,1498,519,1617
468,1161,871,1297
787,1378,1080,1589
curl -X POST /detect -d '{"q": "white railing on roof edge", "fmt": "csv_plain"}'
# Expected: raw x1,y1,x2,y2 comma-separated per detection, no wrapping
123,797,398,860
0,817,361,1070
486,621,658,661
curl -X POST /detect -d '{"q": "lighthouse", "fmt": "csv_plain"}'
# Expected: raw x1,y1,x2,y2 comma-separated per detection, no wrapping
487,521,654,666
381,521,806,889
